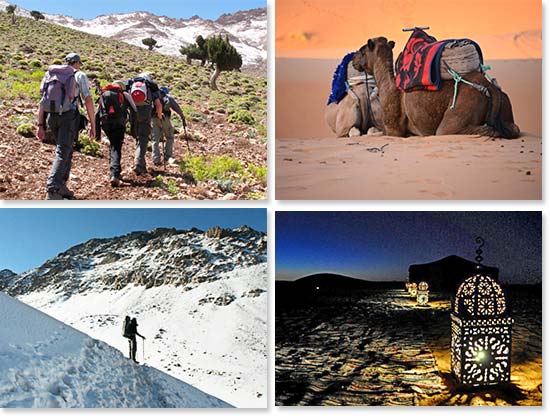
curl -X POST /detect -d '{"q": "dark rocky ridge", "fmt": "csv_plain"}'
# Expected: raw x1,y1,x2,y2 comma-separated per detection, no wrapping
6,226,266,297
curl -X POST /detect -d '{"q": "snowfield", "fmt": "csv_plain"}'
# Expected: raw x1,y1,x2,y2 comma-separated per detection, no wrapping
0,292,231,408
17,264,267,408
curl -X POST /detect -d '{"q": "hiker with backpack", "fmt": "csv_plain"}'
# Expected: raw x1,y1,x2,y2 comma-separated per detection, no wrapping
95,80,137,187
36,53,96,200
152,86,187,166
127,72,163,175
123,316,146,363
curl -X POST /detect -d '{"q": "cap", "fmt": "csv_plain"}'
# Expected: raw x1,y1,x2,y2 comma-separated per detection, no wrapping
138,72,152,82
64,53,81,64
160,86,169,95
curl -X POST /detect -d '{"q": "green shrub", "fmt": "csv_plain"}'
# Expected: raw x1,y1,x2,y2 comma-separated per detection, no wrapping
29,59,42,69
16,123,35,138
247,163,267,184
74,134,102,157
227,109,255,125
181,106,207,123
166,179,179,195
179,155,243,182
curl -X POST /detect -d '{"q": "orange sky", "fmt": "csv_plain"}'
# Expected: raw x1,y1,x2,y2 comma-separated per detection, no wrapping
276,0,542,60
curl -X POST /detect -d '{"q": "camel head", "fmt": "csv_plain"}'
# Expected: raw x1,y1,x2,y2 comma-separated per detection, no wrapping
352,37,395,75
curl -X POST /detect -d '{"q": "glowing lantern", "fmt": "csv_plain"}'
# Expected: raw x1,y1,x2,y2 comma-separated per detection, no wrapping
408,282,417,297
451,237,513,386
417,281,429,305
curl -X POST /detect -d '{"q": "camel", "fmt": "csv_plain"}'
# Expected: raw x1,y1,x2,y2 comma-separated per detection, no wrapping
352,37,520,139
325,56,383,137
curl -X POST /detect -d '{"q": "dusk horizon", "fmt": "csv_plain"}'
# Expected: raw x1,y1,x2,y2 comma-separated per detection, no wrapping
276,212,542,285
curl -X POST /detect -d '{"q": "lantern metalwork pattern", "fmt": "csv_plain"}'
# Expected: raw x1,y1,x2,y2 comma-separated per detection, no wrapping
408,282,417,297
417,281,429,305
451,273,513,386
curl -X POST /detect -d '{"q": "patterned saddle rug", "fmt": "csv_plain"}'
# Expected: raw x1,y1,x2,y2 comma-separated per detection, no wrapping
327,52,356,105
395,29,483,92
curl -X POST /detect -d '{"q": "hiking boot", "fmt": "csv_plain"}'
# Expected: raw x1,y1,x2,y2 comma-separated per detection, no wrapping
58,183,74,199
110,177,121,187
133,166,147,176
46,191,63,200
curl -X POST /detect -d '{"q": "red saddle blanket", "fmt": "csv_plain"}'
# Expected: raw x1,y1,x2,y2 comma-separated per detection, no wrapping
395,29,483,92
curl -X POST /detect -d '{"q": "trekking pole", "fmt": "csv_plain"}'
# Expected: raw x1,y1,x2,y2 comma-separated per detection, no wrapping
142,338,145,364
162,136,166,170
183,125,191,155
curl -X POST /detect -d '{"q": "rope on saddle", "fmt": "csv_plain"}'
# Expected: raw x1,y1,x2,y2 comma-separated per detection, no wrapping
444,61,489,110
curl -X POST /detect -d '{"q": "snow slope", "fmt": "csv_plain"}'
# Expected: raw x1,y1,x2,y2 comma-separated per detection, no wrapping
0,292,231,408
19,264,267,408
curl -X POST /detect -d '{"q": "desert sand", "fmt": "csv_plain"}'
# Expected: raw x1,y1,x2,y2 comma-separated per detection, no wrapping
276,287,542,406
276,134,541,200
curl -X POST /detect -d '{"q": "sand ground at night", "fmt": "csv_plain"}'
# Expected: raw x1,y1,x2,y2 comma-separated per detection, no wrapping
275,287,542,406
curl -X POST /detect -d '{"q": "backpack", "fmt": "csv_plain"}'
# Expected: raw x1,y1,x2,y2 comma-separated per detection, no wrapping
159,90,172,116
99,84,126,120
39,65,77,114
129,77,151,106
123,318,132,339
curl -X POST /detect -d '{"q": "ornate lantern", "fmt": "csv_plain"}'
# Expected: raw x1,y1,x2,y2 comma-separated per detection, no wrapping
408,282,417,297
451,237,513,386
417,281,429,305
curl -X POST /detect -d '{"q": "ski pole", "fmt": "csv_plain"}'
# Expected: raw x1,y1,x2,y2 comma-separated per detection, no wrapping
142,338,145,364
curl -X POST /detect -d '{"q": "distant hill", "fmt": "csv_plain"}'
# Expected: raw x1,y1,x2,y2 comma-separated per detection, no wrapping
276,273,402,308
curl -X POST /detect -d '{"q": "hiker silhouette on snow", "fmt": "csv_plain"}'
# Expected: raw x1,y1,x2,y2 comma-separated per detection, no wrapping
152,86,187,166
36,52,96,200
123,316,146,363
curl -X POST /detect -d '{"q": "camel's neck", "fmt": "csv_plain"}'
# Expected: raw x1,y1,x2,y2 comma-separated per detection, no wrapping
373,56,399,104
372,55,403,135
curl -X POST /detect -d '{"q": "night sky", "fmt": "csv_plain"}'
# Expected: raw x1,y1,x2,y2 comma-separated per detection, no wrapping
276,212,541,284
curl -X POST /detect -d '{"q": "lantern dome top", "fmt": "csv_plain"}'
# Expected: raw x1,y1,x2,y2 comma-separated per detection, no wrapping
453,273,507,318
418,281,429,291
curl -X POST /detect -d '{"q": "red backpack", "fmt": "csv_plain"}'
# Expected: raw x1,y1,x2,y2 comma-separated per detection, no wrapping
99,84,126,119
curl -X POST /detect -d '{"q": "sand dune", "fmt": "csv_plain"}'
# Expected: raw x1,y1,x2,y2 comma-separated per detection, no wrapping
276,133,541,200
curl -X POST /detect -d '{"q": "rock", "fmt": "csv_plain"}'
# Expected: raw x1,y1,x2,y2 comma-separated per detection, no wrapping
222,193,237,200
470,395,487,406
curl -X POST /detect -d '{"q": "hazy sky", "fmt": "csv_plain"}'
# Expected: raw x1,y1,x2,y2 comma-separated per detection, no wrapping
276,211,541,284
0,209,266,273
11,0,266,20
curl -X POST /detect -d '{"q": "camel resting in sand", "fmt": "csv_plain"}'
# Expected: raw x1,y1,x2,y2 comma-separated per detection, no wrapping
352,37,520,139
325,55,383,137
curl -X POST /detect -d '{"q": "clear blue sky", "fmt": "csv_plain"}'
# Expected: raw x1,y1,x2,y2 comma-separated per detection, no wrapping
11,0,265,20
0,208,266,273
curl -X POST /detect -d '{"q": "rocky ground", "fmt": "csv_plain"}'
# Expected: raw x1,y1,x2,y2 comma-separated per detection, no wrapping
0,101,266,200
275,288,542,406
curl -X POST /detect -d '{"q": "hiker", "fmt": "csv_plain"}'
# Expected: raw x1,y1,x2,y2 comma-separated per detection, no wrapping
95,80,137,187
36,53,96,200
123,316,146,363
126,72,163,175
152,86,187,166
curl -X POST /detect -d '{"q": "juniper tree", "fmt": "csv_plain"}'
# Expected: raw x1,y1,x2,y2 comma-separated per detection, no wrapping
6,4,16,24
30,10,45,21
179,35,208,66
205,35,242,90
142,37,158,51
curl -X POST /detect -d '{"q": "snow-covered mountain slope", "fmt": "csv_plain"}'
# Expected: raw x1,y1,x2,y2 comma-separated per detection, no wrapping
7,226,267,408
0,0,266,69
0,292,231,408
